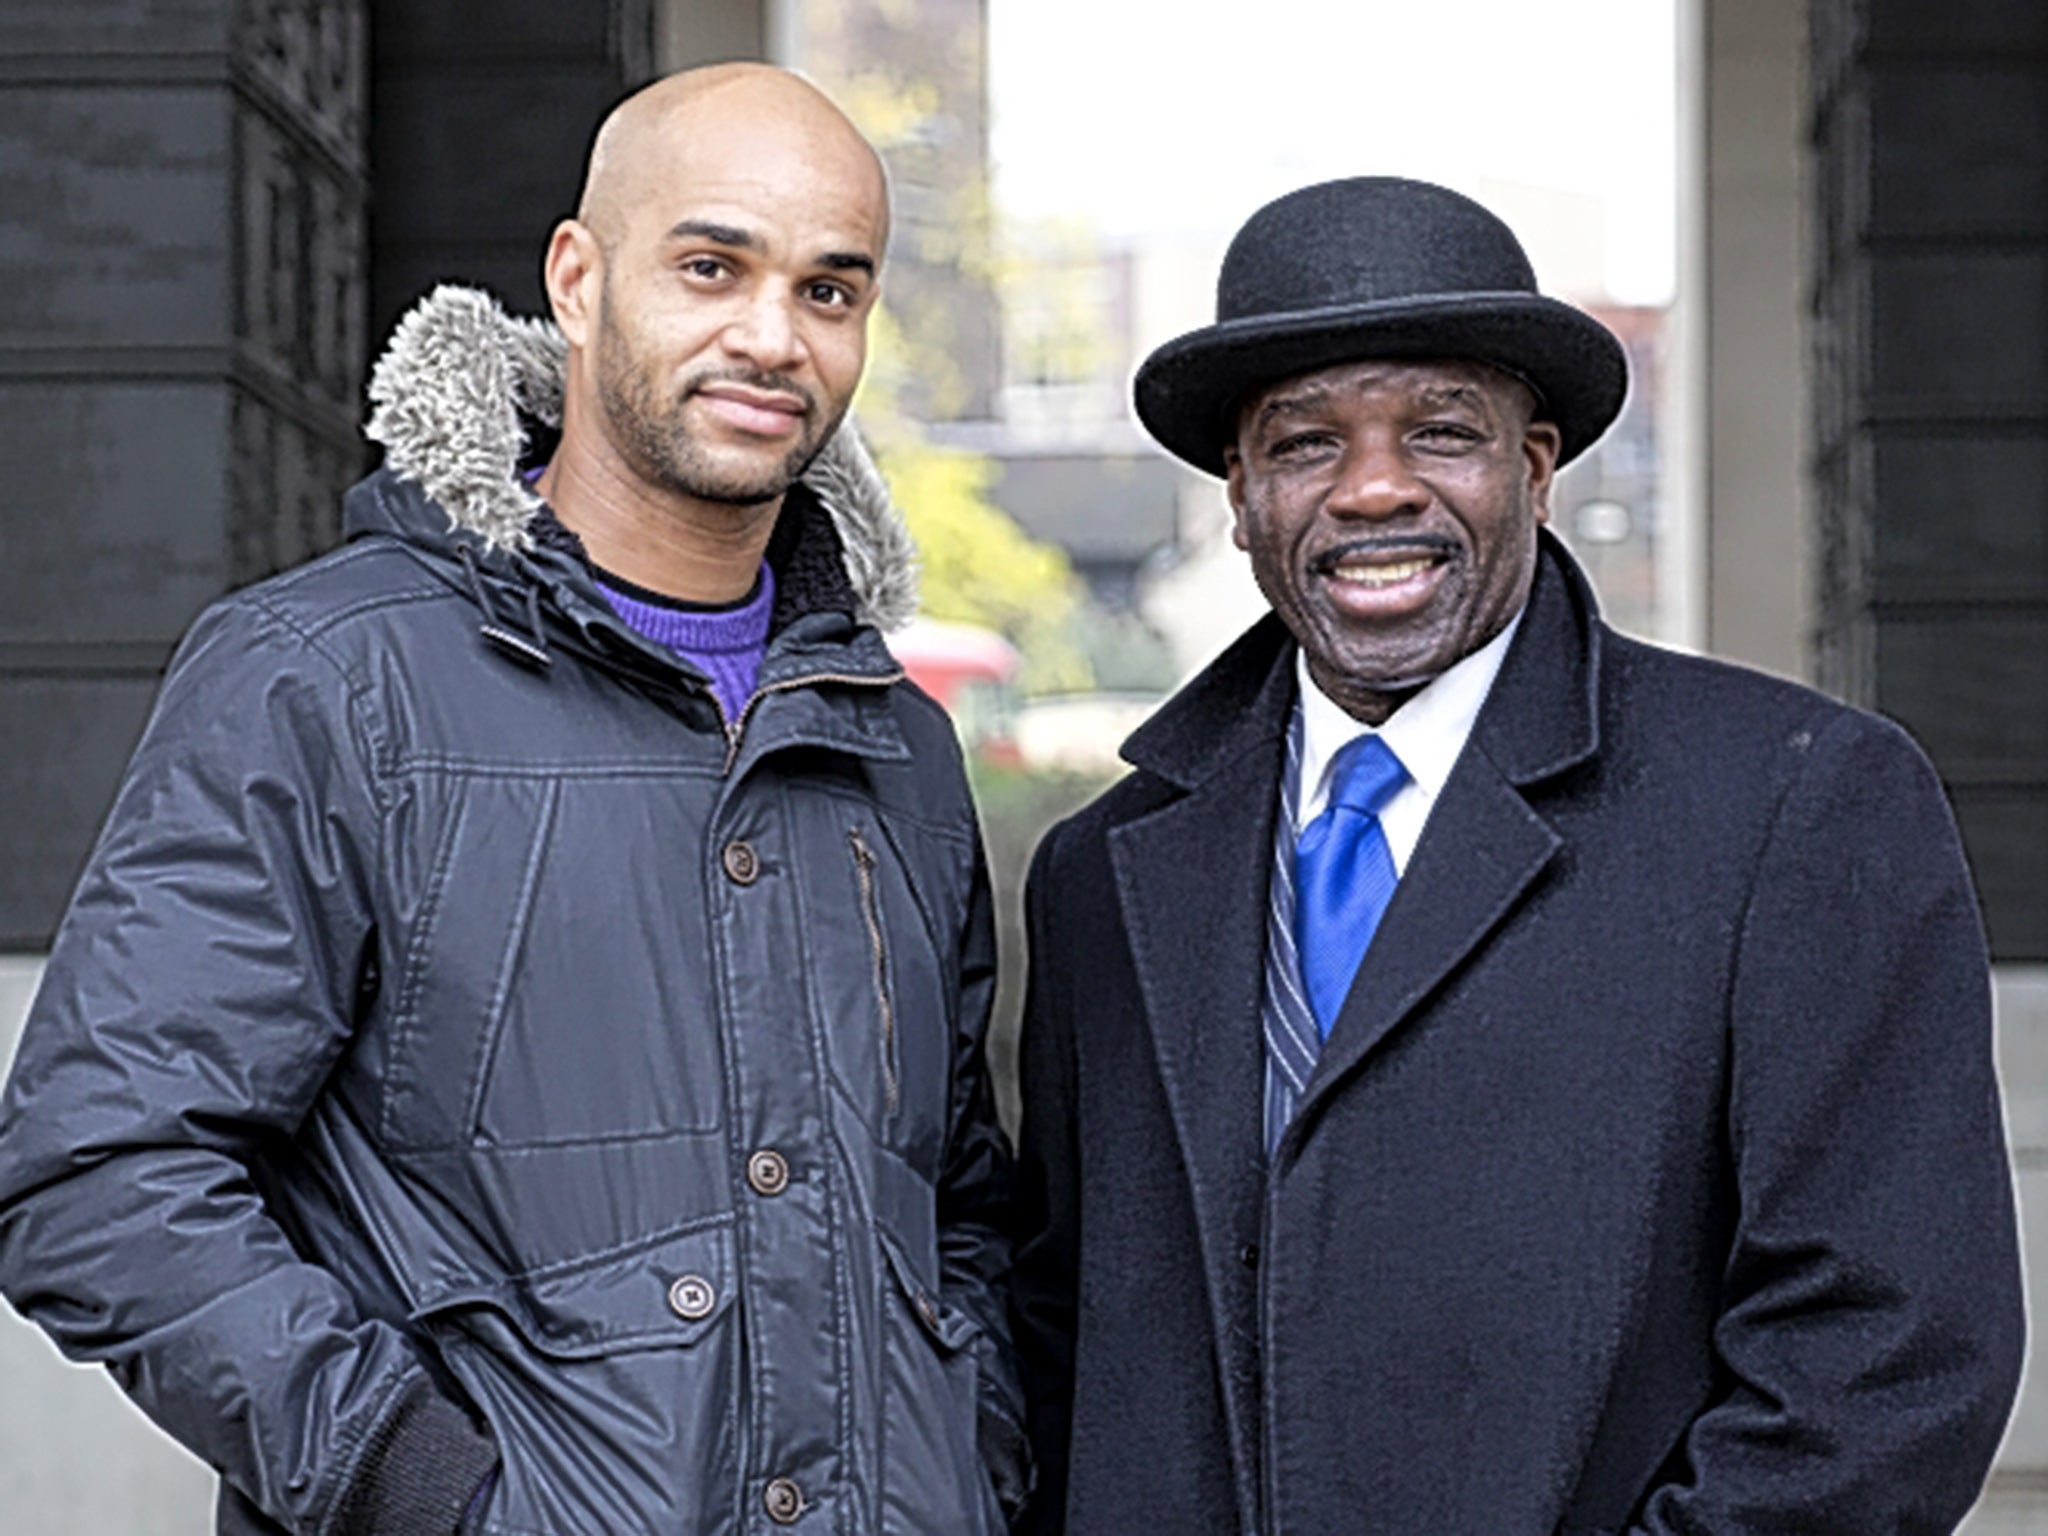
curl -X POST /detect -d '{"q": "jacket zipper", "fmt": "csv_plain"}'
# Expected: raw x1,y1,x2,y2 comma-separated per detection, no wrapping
721,667,906,775
847,825,900,1115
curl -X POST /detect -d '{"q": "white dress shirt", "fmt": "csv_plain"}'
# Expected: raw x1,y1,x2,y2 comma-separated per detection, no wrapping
1292,610,1524,864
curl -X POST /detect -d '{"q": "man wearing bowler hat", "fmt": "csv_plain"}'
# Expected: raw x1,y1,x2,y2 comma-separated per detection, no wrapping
1009,176,2023,1534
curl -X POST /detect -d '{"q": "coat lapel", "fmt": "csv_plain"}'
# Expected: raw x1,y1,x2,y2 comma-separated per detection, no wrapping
1283,535,1605,1154
1288,758,1559,1140
1108,619,1295,1520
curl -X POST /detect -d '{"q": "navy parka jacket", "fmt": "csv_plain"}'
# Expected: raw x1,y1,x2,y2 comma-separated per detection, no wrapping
1013,534,2023,1535
0,288,1027,1536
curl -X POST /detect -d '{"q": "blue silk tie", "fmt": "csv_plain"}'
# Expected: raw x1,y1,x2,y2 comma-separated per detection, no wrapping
1292,735,1408,1037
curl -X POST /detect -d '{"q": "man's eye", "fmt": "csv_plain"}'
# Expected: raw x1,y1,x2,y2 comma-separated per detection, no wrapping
681,257,730,280
1414,422,1480,445
806,281,854,307
1267,431,1331,459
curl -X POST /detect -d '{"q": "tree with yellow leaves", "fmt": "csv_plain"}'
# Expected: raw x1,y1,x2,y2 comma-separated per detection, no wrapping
856,300,1095,696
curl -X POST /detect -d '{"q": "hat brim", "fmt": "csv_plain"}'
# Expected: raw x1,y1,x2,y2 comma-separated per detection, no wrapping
1133,291,1629,476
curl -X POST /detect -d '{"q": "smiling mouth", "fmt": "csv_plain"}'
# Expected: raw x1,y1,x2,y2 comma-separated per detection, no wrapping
1329,554,1441,587
1314,538,1457,587
691,383,811,438
698,383,803,409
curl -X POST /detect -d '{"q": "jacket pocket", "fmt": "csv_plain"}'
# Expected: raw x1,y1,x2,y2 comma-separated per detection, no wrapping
462,778,725,1145
376,774,729,1149
877,1231,1001,1536
415,1220,739,1535
819,812,953,1163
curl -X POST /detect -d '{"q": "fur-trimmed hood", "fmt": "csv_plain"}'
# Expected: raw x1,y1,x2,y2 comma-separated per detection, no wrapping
362,284,918,631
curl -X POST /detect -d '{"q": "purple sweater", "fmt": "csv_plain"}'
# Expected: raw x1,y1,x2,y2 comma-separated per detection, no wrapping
594,564,776,726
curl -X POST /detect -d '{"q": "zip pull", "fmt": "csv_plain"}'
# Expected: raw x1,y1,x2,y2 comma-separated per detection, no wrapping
458,543,552,671
848,826,900,1114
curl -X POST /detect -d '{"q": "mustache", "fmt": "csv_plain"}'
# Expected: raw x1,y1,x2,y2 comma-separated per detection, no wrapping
683,367,817,415
1309,533,1459,574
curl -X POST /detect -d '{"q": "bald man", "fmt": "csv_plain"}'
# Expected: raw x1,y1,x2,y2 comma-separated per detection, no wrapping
0,65,1029,1536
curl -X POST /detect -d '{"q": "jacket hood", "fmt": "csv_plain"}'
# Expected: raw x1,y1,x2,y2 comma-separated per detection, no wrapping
363,284,918,631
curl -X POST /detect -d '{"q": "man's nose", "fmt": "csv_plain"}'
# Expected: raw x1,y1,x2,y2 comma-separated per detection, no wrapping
722,287,804,371
1326,434,1427,518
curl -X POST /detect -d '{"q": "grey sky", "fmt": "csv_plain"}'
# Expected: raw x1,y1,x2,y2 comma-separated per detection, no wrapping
988,0,1678,305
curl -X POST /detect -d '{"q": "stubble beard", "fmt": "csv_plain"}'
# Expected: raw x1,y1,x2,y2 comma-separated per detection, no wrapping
1242,480,1540,717
595,303,839,508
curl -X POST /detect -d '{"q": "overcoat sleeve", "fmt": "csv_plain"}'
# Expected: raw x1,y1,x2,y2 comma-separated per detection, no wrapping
0,596,496,1535
1630,710,2024,1533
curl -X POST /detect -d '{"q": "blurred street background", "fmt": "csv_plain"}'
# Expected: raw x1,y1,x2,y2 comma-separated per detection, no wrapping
1,0,2043,1527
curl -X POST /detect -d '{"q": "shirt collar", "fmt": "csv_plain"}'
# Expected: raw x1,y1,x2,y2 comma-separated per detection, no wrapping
1295,608,1524,820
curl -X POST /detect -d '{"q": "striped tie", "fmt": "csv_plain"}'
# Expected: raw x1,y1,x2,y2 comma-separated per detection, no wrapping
1262,715,1320,1149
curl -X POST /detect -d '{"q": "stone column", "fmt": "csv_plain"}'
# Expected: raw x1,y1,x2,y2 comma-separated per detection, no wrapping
1697,0,1815,679
0,0,369,947
1808,4,2048,1529
367,0,656,342
1809,0,2048,963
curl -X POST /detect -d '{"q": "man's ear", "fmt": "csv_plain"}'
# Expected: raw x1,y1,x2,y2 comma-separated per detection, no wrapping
1224,448,1251,551
1524,421,1563,525
544,220,602,351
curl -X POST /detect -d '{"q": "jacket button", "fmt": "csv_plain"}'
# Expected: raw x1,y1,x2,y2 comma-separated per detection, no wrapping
1239,1243,1260,1270
763,1477,805,1524
667,1274,716,1321
722,840,760,885
747,1148,791,1197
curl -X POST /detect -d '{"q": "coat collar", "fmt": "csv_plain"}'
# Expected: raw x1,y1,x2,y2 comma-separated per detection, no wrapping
1469,528,1604,788
1122,612,1297,787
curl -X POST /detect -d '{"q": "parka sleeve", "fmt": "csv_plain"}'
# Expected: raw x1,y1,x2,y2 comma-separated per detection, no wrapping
934,825,1035,1525
1626,711,2024,1533
0,596,497,1536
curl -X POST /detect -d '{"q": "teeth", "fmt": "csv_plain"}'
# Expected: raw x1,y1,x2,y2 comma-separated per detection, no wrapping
1332,557,1433,586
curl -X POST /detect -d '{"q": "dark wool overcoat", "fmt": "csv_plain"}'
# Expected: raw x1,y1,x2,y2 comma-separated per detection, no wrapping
1012,534,2023,1536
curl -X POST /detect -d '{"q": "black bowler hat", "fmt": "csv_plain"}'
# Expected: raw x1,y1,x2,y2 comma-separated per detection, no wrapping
1133,176,1630,475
